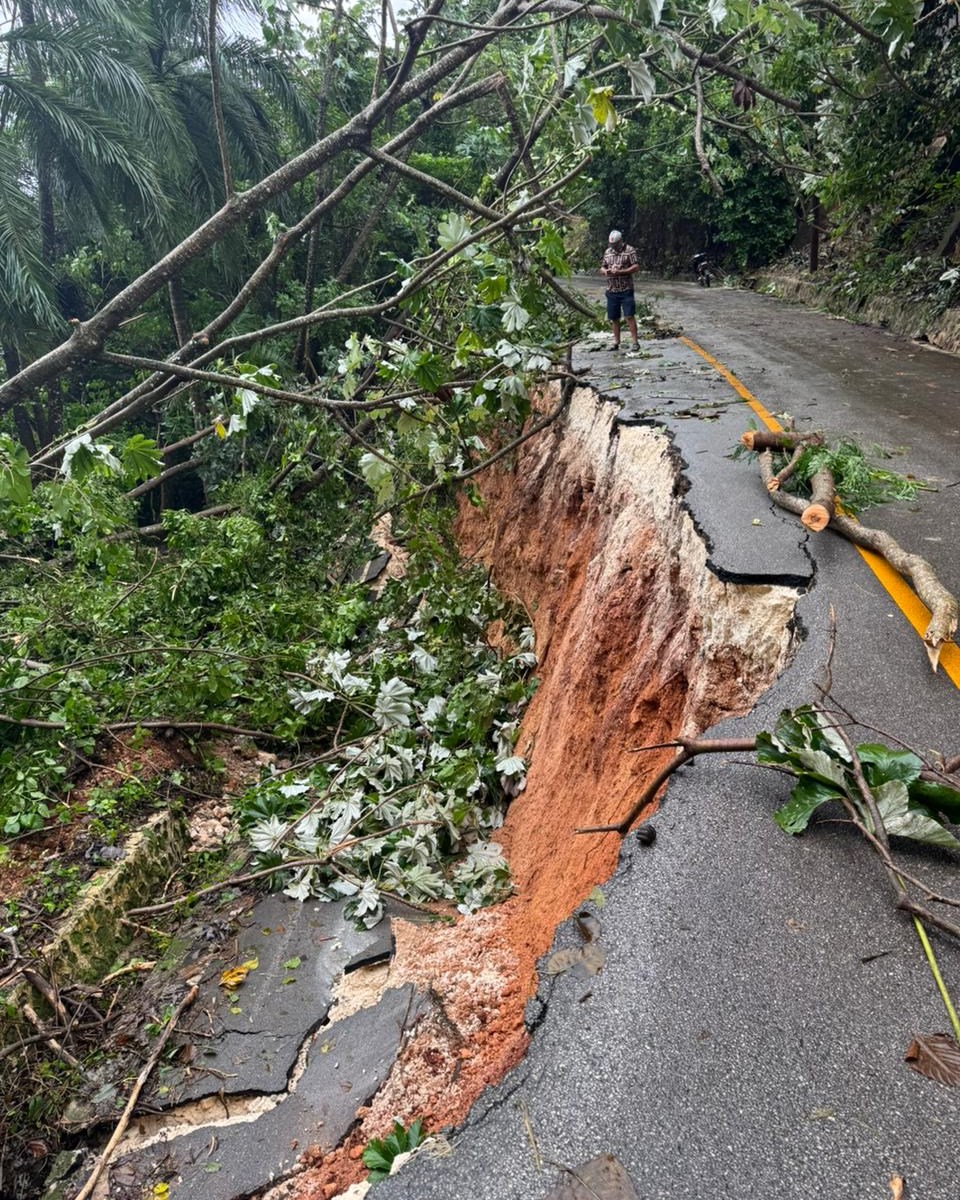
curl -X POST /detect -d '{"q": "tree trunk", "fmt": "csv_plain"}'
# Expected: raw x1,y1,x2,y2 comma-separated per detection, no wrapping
757,449,958,669
740,429,823,452
295,0,345,373
809,197,823,274
19,0,56,264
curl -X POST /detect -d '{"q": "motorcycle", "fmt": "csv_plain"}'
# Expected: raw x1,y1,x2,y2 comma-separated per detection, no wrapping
692,253,718,287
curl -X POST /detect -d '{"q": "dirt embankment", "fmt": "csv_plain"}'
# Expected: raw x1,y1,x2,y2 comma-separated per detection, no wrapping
291,385,798,1199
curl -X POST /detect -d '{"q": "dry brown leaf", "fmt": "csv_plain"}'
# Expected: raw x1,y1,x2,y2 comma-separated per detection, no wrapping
889,1176,904,1200
578,942,606,976
546,948,581,976
219,957,259,989
543,1153,639,1199
904,1033,960,1086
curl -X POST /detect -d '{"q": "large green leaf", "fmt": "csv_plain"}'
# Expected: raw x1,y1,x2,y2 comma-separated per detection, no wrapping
121,434,162,485
764,705,851,762
773,777,843,835
792,747,849,788
875,780,960,850
857,743,922,786
909,777,960,820
755,728,791,766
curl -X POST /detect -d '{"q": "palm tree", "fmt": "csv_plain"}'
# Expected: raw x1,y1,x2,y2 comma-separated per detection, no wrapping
0,0,171,446
0,0,311,444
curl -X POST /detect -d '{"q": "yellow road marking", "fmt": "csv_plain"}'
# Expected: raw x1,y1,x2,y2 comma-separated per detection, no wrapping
680,335,960,688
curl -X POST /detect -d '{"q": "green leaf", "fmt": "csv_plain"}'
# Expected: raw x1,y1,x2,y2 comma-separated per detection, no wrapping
875,780,960,849
358,452,394,505
0,435,32,505
361,1145,393,1173
411,351,447,392
792,747,849,788
909,777,960,820
534,223,569,276
477,274,508,304
283,956,301,969
774,777,842,835
437,212,471,252
623,58,656,104
122,434,163,485
856,744,921,786
780,706,852,760
500,300,530,333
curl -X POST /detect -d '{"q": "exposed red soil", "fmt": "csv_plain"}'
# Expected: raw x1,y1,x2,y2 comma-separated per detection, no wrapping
285,389,793,1199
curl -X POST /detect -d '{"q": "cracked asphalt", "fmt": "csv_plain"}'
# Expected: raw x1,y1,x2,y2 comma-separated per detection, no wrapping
376,280,960,1199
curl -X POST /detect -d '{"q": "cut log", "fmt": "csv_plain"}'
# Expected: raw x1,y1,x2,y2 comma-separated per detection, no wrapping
740,429,823,452
800,466,835,532
758,451,958,669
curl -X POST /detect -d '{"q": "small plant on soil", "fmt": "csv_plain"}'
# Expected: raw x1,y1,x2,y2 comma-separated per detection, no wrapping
361,1118,425,1182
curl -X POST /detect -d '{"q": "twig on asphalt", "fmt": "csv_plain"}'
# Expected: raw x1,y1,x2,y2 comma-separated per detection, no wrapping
71,983,199,1200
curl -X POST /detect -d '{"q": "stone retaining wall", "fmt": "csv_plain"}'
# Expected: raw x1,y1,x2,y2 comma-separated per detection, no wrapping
752,271,960,355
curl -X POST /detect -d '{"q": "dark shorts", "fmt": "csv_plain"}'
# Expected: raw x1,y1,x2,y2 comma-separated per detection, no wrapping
605,289,636,320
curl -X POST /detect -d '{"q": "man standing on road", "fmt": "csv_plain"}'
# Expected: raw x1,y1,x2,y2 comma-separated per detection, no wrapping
600,230,640,351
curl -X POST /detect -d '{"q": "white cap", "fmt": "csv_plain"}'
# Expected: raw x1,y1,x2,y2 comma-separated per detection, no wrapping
608,230,623,243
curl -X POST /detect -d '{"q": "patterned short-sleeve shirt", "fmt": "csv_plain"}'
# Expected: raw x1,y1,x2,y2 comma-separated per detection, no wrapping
601,244,638,293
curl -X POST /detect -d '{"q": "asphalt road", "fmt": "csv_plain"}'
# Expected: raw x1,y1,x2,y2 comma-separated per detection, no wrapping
378,280,960,1200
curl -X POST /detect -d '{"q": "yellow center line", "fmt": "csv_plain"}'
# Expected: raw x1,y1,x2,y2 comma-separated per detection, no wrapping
680,335,960,689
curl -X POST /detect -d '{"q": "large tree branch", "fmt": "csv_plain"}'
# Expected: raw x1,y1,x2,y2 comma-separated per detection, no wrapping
29,76,509,466
756,448,958,668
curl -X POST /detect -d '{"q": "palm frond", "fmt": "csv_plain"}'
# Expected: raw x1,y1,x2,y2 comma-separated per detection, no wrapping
4,75,164,205
36,0,148,43
221,35,313,141
0,132,62,338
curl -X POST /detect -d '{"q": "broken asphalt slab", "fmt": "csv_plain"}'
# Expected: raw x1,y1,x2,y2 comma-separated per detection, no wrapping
108,985,424,1200
156,893,396,1104
571,335,814,589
